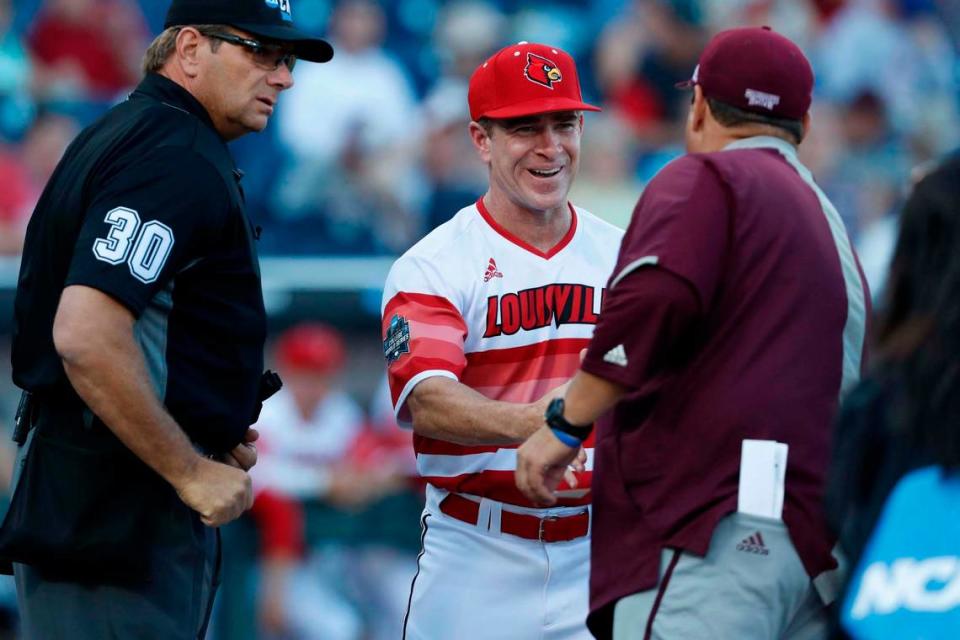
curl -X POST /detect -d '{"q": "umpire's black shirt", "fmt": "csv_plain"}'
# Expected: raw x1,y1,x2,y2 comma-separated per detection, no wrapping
12,73,266,455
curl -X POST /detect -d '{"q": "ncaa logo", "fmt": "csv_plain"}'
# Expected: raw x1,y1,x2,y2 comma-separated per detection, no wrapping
265,0,293,21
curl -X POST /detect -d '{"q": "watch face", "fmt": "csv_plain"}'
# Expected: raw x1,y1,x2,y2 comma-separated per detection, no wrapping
546,397,564,422
546,396,592,439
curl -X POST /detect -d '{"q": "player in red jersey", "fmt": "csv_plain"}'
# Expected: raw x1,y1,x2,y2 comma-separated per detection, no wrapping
381,41,622,640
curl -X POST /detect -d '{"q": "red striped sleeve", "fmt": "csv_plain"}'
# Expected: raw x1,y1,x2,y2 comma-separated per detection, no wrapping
382,292,468,409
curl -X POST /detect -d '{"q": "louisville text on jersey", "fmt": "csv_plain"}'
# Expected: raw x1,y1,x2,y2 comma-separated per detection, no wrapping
484,283,604,337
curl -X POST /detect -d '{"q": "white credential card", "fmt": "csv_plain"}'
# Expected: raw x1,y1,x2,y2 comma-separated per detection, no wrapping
738,439,789,520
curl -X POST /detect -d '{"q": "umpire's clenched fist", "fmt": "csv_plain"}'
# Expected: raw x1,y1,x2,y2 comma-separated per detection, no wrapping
173,456,254,527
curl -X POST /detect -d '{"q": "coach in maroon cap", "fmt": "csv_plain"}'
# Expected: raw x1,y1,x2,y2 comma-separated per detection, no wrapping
517,27,870,639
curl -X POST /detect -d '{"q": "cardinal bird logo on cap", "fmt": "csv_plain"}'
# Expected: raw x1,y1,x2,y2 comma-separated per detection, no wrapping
525,53,562,89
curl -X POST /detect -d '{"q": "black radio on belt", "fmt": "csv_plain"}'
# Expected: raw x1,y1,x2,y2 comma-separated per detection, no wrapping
251,370,283,424
12,391,35,446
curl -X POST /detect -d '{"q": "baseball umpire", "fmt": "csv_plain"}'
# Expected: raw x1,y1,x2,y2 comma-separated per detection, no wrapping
517,27,870,639
0,0,331,637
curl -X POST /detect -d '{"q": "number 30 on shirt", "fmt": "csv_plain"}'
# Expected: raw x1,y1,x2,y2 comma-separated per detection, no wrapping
92,206,175,284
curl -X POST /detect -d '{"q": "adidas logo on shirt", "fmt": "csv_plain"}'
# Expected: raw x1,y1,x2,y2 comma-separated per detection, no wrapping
603,344,628,367
483,258,503,282
736,531,770,556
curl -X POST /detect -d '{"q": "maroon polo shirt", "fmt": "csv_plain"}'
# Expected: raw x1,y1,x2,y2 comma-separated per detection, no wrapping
582,141,870,637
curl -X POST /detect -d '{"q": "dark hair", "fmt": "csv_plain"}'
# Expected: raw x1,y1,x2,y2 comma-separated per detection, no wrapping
706,97,804,144
875,154,960,467
477,116,494,135
142,25,226,75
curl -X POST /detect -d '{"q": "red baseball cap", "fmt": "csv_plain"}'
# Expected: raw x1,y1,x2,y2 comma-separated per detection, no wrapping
468,41,601,121
678,27,814,120
275,323,345,373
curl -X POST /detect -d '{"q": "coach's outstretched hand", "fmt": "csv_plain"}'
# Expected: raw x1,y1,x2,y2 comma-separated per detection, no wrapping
175,457,254,527
516,426,582,507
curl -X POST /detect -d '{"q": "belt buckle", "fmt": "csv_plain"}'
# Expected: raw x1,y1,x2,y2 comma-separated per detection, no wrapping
538,515,559,542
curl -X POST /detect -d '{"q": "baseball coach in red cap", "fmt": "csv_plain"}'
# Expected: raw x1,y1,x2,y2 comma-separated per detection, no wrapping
517,27,870,639
1,1,330,637
380,41,623,640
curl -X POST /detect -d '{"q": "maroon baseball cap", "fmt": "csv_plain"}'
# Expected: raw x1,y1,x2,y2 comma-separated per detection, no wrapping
468,41,601,121
678,26,813,120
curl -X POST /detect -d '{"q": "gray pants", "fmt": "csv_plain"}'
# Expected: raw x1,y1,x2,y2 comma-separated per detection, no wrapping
14,531,219,640
11,429,221,639
613,513,830,640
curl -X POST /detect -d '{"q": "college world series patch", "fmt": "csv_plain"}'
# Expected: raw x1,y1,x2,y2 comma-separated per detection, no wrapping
383,314,411,364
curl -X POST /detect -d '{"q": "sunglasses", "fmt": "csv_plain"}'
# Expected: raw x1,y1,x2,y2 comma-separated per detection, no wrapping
205,32,297,72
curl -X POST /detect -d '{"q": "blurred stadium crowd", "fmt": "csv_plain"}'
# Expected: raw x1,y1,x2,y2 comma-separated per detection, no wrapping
0,0,958,637
2,0,959,262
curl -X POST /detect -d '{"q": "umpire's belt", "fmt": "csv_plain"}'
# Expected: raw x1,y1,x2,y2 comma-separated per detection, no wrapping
440,493,589,543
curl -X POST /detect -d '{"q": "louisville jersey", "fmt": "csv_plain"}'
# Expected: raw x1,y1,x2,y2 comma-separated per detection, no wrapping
381,199,623,507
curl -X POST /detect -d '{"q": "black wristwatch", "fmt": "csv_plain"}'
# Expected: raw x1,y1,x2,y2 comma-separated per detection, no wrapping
545,398,593,441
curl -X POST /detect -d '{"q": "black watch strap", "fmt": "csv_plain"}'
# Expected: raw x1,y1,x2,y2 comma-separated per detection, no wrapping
545,398,593,440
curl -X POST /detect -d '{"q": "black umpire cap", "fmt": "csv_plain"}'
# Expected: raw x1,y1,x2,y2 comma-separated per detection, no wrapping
164,0,334,63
